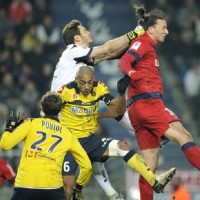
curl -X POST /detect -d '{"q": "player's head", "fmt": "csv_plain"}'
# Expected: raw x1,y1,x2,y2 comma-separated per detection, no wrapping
133,4,168,43
75,65,94,96
40,92,62,116
62,19,93,46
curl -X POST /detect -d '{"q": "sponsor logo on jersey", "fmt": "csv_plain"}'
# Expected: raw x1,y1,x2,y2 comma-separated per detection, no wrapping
72,107,93,114
131,41,141,50
73,93,78,99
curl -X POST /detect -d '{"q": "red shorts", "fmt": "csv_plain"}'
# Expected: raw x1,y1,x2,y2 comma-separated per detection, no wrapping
0,159,16,186
128,98,180,150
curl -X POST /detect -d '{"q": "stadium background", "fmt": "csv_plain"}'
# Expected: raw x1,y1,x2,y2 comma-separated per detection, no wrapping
0,0,200,199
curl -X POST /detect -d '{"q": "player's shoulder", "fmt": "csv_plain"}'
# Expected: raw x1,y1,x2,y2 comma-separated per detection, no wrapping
65,81,76,89
96,80,107,88
95,81,109,94
67,44,91,53
57,81,76,96
20,117,34,125
130,34,149,52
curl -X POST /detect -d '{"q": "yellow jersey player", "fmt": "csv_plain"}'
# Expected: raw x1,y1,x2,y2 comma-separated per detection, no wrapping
0,92,92,200
57,66,176,200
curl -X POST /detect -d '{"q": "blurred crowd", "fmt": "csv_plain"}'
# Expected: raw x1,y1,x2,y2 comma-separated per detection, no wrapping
0,0,200,184
0,0,62,128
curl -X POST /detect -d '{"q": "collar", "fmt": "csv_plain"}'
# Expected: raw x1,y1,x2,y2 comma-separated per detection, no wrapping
43,115,59,122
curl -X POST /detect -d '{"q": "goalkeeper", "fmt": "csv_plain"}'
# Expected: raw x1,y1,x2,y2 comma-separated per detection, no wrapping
0,92,92,200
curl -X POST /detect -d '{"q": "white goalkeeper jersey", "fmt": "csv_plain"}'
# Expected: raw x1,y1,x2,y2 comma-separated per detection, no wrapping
51,44,94,91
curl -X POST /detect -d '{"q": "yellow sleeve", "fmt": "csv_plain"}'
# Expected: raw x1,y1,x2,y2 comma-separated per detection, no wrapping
69,134,92,186
0,119,31,150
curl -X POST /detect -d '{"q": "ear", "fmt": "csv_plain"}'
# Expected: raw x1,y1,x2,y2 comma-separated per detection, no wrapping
148,26,155,34
74,35,81,43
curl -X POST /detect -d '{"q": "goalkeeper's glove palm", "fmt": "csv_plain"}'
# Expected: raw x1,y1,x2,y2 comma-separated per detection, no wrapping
127,25,144,41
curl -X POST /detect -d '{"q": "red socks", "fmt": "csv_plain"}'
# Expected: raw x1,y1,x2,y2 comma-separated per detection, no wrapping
182,142,200,170
139,176,153,200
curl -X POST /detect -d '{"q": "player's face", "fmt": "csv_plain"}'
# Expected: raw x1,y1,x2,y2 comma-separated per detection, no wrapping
76,73,94,95
78,25,93,46
150,19,168,43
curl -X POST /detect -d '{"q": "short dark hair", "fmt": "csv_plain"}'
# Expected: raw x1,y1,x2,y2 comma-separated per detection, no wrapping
62,19,81,45
133,4,166,30
41,92,62,116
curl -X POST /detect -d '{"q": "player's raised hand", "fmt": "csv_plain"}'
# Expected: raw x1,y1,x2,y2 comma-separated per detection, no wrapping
127,25,144,41
5,111,23,132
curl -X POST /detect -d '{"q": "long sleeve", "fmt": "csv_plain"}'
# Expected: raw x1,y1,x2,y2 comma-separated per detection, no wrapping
0,120,30,150
70,134,92,186
118,51,137,75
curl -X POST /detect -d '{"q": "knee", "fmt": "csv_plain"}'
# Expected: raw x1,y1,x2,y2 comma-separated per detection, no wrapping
108,140,132,157
177,132,193,146
118,141,132,151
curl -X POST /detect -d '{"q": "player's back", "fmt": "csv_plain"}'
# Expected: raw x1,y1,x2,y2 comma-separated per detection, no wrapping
15,117,73,188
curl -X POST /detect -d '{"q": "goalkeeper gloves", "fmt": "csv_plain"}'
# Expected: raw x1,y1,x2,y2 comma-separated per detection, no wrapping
117,75,130,95
128,70,143,81
127,25,144,41
5,111,23,132
72,184,84,200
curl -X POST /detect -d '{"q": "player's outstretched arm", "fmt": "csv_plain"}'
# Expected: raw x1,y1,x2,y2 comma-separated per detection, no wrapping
91,26,144,64
70,134,92,187
0,112,28,150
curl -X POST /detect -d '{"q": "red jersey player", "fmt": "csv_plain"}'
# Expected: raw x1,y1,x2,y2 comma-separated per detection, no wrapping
119,3,200,200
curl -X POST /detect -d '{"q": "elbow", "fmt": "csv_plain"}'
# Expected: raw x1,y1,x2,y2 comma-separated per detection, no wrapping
87,162,92,173
0,143,12,150
0,137,13,150
82,158,92,174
